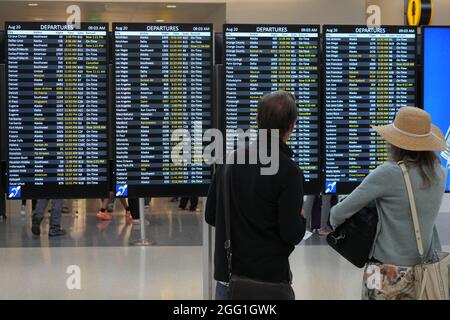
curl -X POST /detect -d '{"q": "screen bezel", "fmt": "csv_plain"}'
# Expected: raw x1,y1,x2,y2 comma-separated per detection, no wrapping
111,22,214,198
222,23,323,195
4,21,111,199
322,24,418,195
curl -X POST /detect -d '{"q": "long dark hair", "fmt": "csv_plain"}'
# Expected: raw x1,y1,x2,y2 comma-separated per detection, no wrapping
389,144,441,188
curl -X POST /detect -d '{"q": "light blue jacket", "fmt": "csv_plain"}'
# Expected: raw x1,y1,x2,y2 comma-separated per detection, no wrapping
330,161,446,266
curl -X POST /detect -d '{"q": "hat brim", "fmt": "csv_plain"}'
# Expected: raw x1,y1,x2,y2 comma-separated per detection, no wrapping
372,124,447,152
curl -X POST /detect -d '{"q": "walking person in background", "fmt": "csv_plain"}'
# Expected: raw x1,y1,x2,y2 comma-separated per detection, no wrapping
128,198,149,225
302,195,334,235
107,198,116,212
206,91,306,300
330,107,447,300
31,199,66,237
97,192,131,221
179,197,199,211
20,199,37,216
144,197,152,209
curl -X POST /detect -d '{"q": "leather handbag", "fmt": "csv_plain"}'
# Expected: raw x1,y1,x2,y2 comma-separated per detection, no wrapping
399,161,450,300
326,204,378,268
222,160,295,300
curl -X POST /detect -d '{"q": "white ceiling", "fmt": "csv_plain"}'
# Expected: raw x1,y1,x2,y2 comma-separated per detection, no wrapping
0,1,226,29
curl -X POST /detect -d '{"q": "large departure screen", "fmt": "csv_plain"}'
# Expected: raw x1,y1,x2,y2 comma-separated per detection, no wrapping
423,27,450,192
224,24,321,194
114,23,213,197
324,26,416,194
6,22,109,199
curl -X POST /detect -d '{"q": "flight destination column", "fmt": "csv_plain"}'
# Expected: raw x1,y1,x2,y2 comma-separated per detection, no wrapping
114,24,212,197
324,26,416,194
6,22,109,199
224,24,321,193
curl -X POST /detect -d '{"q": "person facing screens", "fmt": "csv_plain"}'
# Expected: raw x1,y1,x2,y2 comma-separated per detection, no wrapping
205,91,306,300
330,107,447,300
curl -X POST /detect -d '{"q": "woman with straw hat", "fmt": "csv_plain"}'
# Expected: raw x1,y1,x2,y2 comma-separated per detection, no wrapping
330,107,447,300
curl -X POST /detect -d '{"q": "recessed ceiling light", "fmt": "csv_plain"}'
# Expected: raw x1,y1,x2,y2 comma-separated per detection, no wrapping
28,3,39,6
156,19,165,23
167,5,177,8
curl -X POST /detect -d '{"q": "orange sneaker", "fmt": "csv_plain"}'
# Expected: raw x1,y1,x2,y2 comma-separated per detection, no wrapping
96,211,112,221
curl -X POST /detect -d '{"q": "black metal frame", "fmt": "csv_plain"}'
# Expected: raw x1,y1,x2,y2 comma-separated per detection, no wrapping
111,23,214,198
222,23,323,195
321,25,418,194
4,21,110,199
0,22,446,198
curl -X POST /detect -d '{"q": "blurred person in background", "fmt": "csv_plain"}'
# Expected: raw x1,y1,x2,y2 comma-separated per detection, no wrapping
31,199,66,237
97,192,131,221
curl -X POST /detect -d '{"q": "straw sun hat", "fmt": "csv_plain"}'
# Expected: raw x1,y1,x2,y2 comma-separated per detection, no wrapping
372,107,446,152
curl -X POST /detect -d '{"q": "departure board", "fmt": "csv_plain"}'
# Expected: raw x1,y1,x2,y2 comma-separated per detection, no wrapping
114,23,213,197
6,22,109,199
224,24,321,194
324,26,416,194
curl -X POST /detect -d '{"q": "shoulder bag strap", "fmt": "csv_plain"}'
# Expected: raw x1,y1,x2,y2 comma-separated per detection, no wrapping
223,152,235,279
398,161,425,258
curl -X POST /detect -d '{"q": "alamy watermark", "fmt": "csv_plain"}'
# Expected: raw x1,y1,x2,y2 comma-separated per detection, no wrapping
66,265,81,290
366,5,382,27
170,129,280,176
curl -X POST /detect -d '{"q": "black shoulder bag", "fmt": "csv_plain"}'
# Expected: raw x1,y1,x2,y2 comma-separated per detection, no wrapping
326,204,378,268
223,162,295,300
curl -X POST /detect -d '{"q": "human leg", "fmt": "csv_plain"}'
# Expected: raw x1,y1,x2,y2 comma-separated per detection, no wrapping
49,199,66,237
107,197,115,212
302,195,315,231
189,197,199,211
31,199,50,235
20,199,26,215
179,197,188,210
128,198,148,225
318,195,333,235
97,192,113,220
118,197,131,219
128,198,140,220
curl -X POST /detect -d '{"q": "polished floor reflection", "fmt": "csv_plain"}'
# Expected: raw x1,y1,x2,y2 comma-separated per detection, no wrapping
1,244,449,300
0,198,204,247
2,198,449,248
0,246,203,299
0,197,449,299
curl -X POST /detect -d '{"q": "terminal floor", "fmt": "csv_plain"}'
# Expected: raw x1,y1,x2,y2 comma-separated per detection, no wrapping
0,198,448,299
0,198,204,247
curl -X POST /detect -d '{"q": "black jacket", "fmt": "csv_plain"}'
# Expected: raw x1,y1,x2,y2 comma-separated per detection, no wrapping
205,141,306,283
